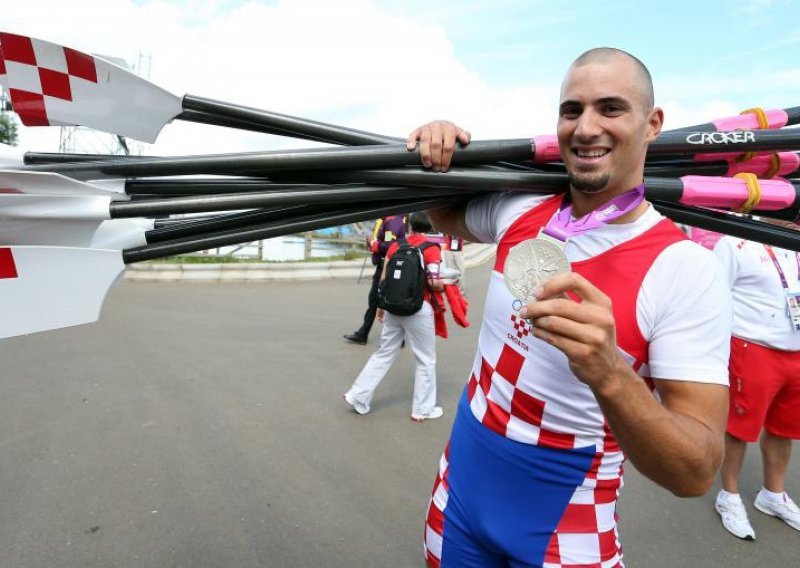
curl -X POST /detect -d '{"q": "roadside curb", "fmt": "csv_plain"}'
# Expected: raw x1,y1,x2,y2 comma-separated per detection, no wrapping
123,243,497,282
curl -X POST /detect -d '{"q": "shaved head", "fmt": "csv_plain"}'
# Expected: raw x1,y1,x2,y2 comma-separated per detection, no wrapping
568,48,654,110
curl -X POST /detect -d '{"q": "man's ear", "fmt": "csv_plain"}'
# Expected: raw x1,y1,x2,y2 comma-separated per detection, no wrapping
646,107,664,142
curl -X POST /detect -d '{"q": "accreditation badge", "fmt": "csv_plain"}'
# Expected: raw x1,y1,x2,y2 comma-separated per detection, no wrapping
786,289,800,331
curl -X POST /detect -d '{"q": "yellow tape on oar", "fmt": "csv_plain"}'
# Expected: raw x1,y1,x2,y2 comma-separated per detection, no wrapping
741,107,770,129
734,172,762,213
764,154,781,179
735,108,769,162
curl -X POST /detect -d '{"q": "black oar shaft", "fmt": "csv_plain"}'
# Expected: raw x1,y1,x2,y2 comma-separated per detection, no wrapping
181,95,402,146
651,200,800,250
177,109,335,145
146,206,311,242
24,140,534,178
110,185,465,217
650,129,800,158
275,167,569,192
125,179,328,196
122,198,449,263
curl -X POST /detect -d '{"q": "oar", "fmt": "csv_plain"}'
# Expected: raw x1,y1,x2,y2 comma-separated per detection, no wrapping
651,201,800,249
0,245,126,339
270,167,800,220
15,140,535,179
0,196,448,339
642,152,800,178
669,106,800,133
122,197,456,263
0,32,402,146
6,32,800,172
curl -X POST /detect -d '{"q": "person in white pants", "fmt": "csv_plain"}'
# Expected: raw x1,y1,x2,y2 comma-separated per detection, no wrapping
344,213,445,421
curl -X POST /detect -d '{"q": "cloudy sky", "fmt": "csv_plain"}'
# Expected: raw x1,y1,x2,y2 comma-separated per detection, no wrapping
3,0,799,157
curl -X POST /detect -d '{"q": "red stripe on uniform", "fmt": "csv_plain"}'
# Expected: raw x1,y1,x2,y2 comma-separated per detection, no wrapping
599,528,620,562
495,344,525,387
0,188,24,194
557,503,599,533
0,248,19,279
510,388,545,426
0,33,36,65
64,47,97,83
426,500,445,534
537,427,576,449
482,399,511,434
9,89,49,126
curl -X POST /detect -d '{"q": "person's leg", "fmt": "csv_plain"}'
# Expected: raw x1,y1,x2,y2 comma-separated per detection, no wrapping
754,432,800,531
754,353,800,531
761,430,792,493
715,337,764,540
403,302,438,419
344,314,404,413
346,260,383,343
720,433,748,493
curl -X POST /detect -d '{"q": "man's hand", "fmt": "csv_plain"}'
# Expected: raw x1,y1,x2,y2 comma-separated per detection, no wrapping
377,308,386,323
406,120,471,172
519,272,626,395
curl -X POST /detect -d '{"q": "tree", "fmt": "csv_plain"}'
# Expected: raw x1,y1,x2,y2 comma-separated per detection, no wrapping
0,113,19,146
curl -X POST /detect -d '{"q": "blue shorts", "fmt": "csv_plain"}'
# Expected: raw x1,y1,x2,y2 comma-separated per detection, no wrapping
429,390,597,567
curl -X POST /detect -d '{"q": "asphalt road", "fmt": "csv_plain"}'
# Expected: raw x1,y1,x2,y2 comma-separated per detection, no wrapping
0,265,797,567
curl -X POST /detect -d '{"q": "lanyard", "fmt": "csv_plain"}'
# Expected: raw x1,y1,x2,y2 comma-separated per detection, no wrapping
763,245,800,290
542,184,646,243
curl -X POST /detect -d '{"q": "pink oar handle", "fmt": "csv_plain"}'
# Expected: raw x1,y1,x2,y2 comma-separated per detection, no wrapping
531,134,561,163
724,152,800,177
712,109,788,131
680,175,796,210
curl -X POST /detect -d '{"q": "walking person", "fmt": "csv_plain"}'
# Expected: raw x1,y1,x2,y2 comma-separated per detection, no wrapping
713,234,800,540
344,213,445,421
344,214,406,345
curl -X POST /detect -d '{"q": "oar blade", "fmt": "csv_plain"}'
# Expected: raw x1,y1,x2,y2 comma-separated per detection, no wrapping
0,32,182,142
0,170,125,196
0,246,124,339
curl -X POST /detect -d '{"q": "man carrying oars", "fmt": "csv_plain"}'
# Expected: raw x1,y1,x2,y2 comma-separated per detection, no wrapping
409,48,732,567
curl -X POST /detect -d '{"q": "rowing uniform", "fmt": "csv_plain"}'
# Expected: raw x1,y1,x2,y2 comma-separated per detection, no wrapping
423,192,731,567
713,237,800,443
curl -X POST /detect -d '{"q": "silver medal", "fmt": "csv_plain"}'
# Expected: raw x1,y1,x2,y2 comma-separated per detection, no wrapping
504,238,571,303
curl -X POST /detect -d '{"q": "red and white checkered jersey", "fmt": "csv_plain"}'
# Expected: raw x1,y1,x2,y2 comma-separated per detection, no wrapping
464,192,731,453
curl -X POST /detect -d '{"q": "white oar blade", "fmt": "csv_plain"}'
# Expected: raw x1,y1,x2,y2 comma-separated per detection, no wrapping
0,193,111,220
0,32,182,143
0,218,151,248
0,170,126,196
0,246,124,339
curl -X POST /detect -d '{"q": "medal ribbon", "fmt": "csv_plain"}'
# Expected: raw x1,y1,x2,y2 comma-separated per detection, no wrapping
542,184,646,242
763,245,800,290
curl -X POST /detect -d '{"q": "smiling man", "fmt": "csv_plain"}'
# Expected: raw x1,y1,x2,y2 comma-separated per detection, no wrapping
407,48,733,567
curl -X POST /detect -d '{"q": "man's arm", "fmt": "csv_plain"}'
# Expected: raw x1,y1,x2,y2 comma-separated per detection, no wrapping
521,272,727,497
406,120,481,242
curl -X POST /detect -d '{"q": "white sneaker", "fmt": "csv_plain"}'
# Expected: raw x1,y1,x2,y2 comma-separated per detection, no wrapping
342,393,369,415
754,489,800,531
715,491,756,540
411,406,444,422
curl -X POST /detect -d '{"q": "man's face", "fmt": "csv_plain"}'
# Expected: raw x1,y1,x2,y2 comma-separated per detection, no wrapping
557,57,662,195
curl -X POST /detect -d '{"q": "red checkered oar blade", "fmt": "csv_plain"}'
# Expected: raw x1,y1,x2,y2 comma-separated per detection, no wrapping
0,32,182,143
0,245,125,339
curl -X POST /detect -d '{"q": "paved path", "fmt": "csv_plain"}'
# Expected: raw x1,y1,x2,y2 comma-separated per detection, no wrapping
0,266,796,567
